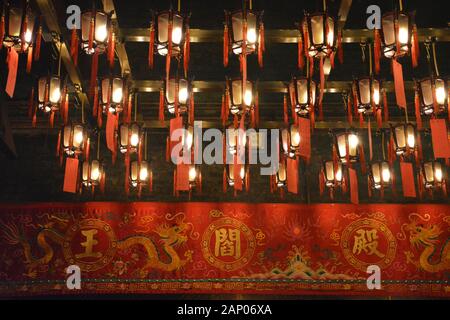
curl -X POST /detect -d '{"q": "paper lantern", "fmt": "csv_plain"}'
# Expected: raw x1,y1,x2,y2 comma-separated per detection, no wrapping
392,123,416,155
226,163,247,187
289,77,317,117
101,76,125,114
130,160,150,188
165,78,191,114
81,10,110,54
119,123,142,154
380,11,411,59
227,78,255,116
2,4,35,51
226,126,247,155
421,161,445,189
38,76,62,113
275,161,287,188
353,77,381,115
155,11,185,57
61,123,87,156
323,160,344,188
227,10,261,56
81,160,104,187
369,161,392,190
281,125,301,158
416,77,447,116
335,132,360,164
303,12,337,58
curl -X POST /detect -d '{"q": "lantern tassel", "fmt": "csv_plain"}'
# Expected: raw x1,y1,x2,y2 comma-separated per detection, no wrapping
26,46,33,73
62,92,69,125
125,154,130,196
337,29,344,64
100,171,106,194
411,25,419,68
416,133,423,168
254,91,259,128
149,171,153,193
97,100,103,128
93,81,98,117
383,89,389,122
184,24,190,75
309,57,314,77
310,108,315,131
345,137,351,168
333,145,339,175
258,22,264,68
28,87,34,119
166,20,173,80
158,88,165,123
359,144,367,175
49,111,55,128
376,109,382,128
90,52,99,98
319,171,325,196
88,15,94,52
283,94,289,125
448,87,450,122
34,24,42,61
21,15,27,53
223,22,229,67
189,92,195,125
297,34,304,70
415,91,423,130
418,172,425,200
374,29,381,75
166,137,170,162
223,167,227,193
359,111,364,127
107,28,115,69
221,95,226,127
56,130,61,157
318,57,324,121
70,28,79,66
148,22,155,69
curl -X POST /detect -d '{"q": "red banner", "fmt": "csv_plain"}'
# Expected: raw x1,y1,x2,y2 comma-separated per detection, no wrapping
0,203,449,297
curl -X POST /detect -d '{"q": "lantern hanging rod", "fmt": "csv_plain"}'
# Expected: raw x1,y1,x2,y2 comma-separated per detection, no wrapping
132,80,416,94
119,27,450,43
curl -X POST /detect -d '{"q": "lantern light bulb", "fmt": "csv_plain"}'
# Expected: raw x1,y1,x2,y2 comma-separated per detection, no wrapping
335,167,343,182
398,27,409,45
50,88,61,104
184,130,193,151
139,167,148,181
435,167,443,182
407,133,415,149
74,131,84,145
112,88,123,104
179,87,188,104
349,134,359,149
247,28,257,44
240,167,245,180
373,89,380,105
327,30,334,47
91,168,100,181
25,30,32,43
130,133,139,147
436,86,446,105
96,25,108,42
292,131,301,147
189,167,197,182
382,168,391,183
244,89,252,106
172,27,182,45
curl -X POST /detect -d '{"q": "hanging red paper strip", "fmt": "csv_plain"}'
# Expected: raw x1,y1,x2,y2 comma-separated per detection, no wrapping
5,49,19,98
392,60,407,109
287,158,299,194
63,158,79,193
430,119,450,159
400,162,417,198
349,168,359,205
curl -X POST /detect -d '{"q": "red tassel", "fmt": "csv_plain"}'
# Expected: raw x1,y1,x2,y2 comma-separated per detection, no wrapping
148,22,155,69
34,24,42,61
359,112,364,127
223,167,227,193
448,87,450,122
376,109,382,128
318,57,324,121
367,176,373,198
297,35,304,70
88,15,94,52
62,92,69,125
255,91,259,128
337,29,344,64
411,25,419,68
56,130,61,157
258,22,264,68
158,87,165,123
85,138,90,162
70,28,79,66
90,52,99,98
283,94,288,125
345,137,351,168
221,95,226,127
359,144,367,174
309,57,314,77
166,19,173,80
309,109,315,130
149,171,153,193
223,23,229,67
418,172,425,200
107,28,115,69
125,154,130,196
368,119,373,161
93,82,99,116
416,133,423,167
383,89,389,122
0,14,4,50
165,137,170,162
26,46,33,73
184,25,190,75
189,92,195,125
100,171,106,194
28,87,34,119
49,111,55,128
415,91,423,130
374,29,381,75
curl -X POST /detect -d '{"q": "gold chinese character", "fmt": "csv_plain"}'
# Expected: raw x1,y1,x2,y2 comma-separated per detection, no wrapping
75,229,103,259
352,229,385,258
214,228,241,259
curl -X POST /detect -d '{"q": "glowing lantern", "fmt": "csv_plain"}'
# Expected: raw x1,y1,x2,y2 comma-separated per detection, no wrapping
227,78,255,115
369,161,392,190
227,10,261,56
81,10,110,54
37,76,63,113
61,123,87,156
303,12,337,58
353,77,381,115
130,160,150,188
275,161,287,188
119,123,142,154
334,132,360,164
281,125,301,158
226,164,247,187
155,11,185,57
165,78,191,114
81,160,104,187
289,77,317,117
322,160,344,188
416,77,447,116
391,123,416,155
421,161,445,190
226,126,247,155
2,3,35,51
380,12,411,59
101,76,125,114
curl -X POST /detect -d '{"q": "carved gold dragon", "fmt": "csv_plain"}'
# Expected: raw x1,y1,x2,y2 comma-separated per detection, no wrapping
403,219,450,273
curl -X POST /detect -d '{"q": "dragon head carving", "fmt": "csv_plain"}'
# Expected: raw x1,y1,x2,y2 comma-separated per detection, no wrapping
155,215,188,247
405,220,442,248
